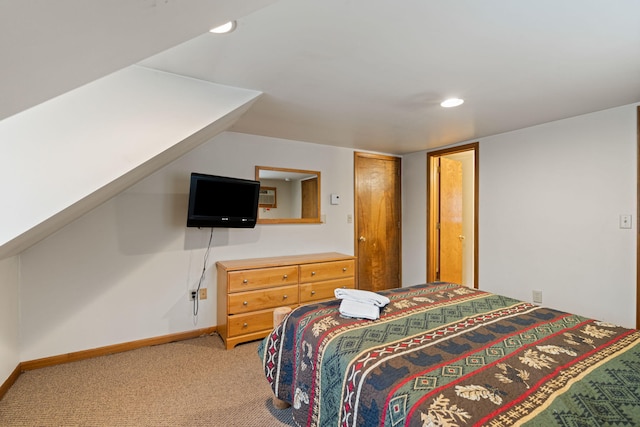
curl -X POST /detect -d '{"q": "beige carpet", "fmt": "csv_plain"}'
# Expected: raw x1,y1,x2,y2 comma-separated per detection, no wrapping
0,334,296,426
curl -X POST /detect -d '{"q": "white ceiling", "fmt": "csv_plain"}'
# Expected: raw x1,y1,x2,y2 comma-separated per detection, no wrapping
3,0,640,155
140,0,640,154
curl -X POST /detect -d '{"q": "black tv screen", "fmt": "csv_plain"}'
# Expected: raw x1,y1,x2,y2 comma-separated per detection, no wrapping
186,173,260,228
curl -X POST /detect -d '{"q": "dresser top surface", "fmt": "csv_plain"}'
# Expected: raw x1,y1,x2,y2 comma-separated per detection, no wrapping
216,252,355,271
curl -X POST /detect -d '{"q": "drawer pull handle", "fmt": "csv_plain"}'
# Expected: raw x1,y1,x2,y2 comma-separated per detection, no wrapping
343,267,347,272
243,301,248,306
283,295,288,299
311,271,316,276
311,290,316,295
243,279,248,284
243,322,248,327
283,274,288,279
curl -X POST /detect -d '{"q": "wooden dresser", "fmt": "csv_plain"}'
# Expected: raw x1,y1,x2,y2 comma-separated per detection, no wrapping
216,252,355,349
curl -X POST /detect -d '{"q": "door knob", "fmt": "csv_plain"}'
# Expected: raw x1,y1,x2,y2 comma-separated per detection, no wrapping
359,236,366,242
458,235,465,241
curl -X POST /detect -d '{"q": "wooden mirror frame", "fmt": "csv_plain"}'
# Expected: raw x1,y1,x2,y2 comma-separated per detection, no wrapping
255,166,321,224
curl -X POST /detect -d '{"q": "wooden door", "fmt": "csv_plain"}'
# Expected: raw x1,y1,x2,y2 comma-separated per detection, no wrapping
301,177,318,218
354,152,401,292
439,157,463,283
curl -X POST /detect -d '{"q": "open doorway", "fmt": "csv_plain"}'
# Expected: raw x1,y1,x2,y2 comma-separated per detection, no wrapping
427,143,478,288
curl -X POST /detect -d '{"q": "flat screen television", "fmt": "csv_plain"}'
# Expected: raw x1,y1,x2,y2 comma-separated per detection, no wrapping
186,173,260,228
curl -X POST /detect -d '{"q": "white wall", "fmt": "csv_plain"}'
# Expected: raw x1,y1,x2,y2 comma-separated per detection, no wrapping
18,132,355,361
402,151,427,284
404,103,638,328
0,256,19,383
13,102,640,363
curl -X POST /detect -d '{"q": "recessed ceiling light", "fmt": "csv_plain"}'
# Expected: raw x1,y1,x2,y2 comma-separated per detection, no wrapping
209,21,236,34
440,98,464,108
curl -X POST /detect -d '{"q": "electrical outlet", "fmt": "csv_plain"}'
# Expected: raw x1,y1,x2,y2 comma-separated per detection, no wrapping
532,290,542,304
199,288,207,300
190,290,197,301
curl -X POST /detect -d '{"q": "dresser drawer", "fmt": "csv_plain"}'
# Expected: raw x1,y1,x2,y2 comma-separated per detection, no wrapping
300,278,354,303
228,284,299,314
299,260,355,283
228,266,298,293
227,309,275,337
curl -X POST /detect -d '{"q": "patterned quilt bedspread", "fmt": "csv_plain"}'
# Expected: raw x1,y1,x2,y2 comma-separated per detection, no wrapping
258,283,640,426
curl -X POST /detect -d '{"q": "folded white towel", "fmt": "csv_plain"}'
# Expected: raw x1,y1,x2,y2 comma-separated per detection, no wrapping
339,299,381,320
334,288,390,307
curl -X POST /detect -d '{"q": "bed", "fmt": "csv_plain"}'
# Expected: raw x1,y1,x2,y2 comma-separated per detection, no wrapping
258,283,640,426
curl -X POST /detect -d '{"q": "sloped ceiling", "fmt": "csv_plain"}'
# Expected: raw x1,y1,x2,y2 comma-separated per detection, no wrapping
0,1,274,258
0,0,276,121
1,1,640,258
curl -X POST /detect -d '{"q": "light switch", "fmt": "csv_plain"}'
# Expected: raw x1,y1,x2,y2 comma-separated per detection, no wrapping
620,214,632,229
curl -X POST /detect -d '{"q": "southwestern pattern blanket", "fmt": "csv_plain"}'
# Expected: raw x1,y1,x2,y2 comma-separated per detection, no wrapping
258,283,640,426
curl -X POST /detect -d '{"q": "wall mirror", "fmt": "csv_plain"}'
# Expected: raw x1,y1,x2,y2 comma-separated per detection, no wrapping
255,166,321,224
